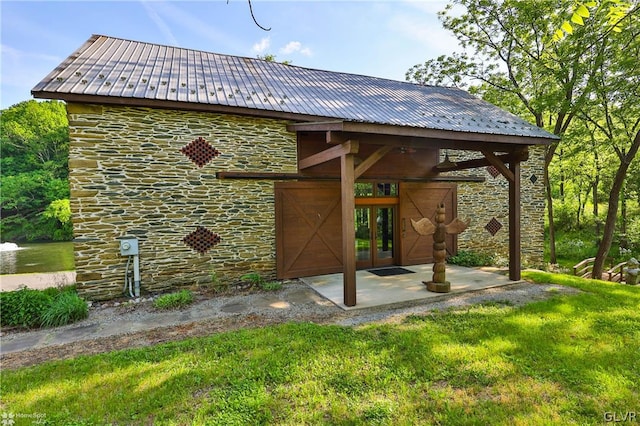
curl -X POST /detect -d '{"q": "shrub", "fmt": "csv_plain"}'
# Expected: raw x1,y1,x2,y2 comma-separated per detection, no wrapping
556,237,597,263
627,216,640,251
154,290,194,310
447,250,494,267
241,273,264,288
0,287,52,328
40,291,88,328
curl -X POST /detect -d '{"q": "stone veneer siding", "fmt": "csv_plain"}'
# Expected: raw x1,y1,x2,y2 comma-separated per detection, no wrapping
67,103,297,300
67,102,546,300
452,145,546,268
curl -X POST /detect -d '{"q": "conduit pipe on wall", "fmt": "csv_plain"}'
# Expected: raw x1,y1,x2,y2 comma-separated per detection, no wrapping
119,237,140,298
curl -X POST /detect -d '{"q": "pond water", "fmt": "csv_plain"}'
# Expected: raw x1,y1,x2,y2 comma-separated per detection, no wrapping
0,241,75,274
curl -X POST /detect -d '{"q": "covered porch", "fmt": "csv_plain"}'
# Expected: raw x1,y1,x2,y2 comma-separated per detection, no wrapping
302,264,521,310
285,120,551,307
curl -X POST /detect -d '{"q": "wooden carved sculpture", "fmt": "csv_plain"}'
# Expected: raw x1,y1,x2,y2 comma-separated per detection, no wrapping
411,203,469,293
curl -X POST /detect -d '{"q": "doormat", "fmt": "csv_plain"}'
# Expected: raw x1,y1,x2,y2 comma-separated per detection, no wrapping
368,267,415,277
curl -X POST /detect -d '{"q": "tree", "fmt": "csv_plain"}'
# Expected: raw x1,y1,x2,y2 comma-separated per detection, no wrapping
257,54,292,65
0,100,71,242
580,18,640,277
406,0,635,265
553,0,636,41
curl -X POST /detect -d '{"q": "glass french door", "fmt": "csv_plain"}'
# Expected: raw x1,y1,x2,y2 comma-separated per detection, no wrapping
355,206,395,269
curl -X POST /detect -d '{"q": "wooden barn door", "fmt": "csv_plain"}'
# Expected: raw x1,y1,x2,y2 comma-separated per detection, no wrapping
275,182,343,279
399,182,457,265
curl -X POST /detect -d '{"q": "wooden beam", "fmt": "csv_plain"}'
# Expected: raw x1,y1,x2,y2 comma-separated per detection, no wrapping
217,172,305,180
287,121,345,133
354,146,394,179
299,140,359,170
326,130,347,145
341,153,357,307
337,132,528,154
432,149,528,174
216,171,485,182
481,150,515,182
287,121,557,145
508,160,521,281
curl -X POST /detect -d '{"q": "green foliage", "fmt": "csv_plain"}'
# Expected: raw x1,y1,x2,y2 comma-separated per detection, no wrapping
153,290,194,310
627,215,640,250
260,281,283,291
42,199,74,241
0,100,68,164
0,100,71,242
0,287,52,328
241,272,265,287
203,270,230,293
241,272,282,291
40,290,88,328
406,0,640,270
447,250,494,267
0,286,87,329
257,53,292,65
2,273,638,424
554,0,635,41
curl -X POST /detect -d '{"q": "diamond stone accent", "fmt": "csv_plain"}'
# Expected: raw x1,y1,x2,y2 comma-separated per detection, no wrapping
183,226,221,254
485,218,503,236
487,165,500,178
530,174,538,184
181,137,220,167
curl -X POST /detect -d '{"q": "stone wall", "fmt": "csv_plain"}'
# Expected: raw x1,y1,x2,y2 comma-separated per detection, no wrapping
451,146,546,268
67,102,547,300
67,104,297,300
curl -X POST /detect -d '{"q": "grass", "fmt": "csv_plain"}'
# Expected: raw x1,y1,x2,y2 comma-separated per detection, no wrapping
153,290,194,310
2,273,638,425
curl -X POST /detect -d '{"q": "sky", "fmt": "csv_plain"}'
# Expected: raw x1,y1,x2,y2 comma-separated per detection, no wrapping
0,0,462,110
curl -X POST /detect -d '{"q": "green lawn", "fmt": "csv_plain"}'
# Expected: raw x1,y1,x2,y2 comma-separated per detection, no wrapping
2,273,638,425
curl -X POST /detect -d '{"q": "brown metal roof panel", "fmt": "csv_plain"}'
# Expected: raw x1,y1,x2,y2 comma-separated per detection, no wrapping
45,35,110,96
32,35,558,141
262,63,316,115
228,55,262,109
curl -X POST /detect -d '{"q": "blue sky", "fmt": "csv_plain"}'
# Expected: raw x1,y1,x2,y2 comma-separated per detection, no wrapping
0,0,461,110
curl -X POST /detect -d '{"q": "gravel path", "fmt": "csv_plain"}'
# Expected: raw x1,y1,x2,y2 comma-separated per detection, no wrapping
0,279,581,369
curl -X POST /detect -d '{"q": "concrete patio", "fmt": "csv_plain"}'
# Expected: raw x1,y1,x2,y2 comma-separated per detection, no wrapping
302,264,522,310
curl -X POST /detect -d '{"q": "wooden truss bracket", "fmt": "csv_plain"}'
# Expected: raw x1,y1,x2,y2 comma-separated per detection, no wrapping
299,140,359,170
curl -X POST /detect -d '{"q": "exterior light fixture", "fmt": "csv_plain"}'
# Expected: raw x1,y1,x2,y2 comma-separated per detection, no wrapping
435,150,458,171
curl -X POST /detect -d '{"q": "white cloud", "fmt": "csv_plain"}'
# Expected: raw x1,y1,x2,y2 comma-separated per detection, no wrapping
252,37,271,54
281,41,301,54
387,12,461,57
280,41,312,57
147,1,247,53
141,0,179,47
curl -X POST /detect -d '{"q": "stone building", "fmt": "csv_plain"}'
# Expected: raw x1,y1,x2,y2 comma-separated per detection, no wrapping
33,35,557,304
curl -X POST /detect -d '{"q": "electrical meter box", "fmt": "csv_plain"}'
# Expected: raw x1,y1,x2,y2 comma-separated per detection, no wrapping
119,238,139,256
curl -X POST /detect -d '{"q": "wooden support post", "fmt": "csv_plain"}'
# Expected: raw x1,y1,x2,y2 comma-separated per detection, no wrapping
341,153,357,306
509,160,521,281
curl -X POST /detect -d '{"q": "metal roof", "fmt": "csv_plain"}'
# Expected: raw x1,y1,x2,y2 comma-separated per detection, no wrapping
33,35,557,142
